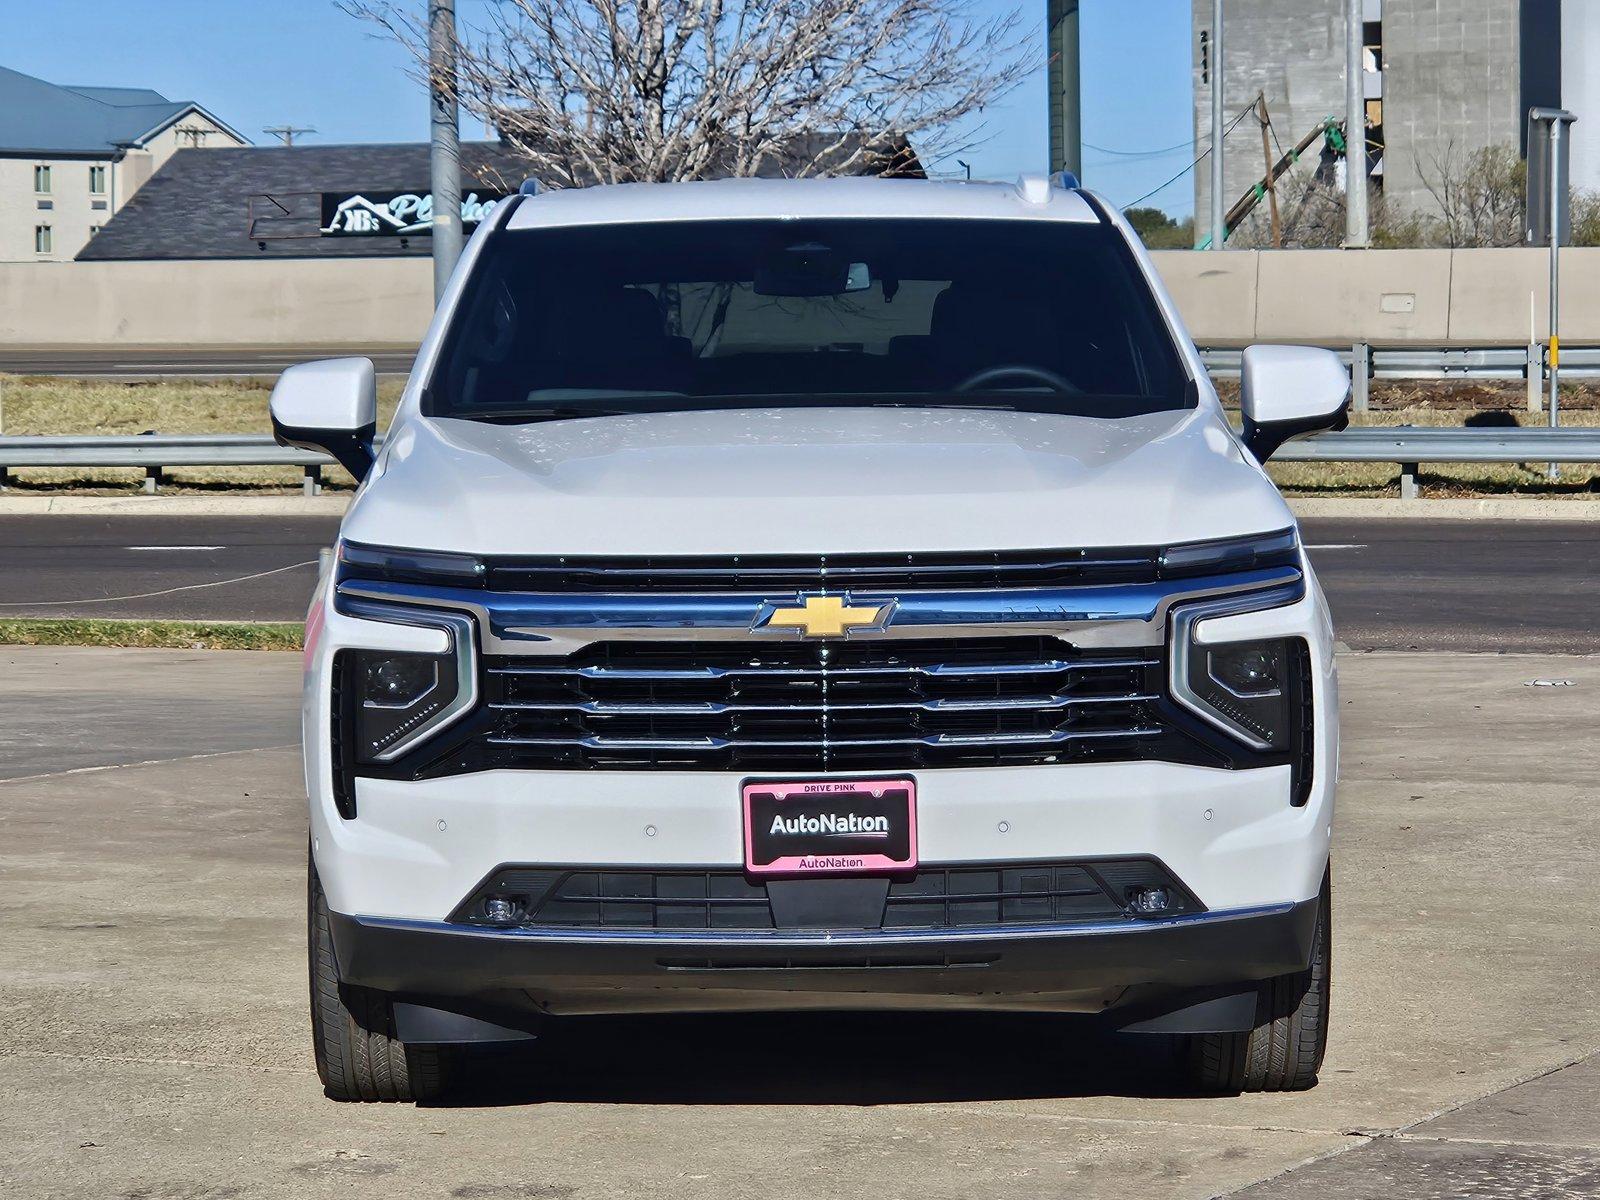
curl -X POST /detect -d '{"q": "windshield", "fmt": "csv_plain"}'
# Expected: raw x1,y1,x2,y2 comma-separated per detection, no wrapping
427,218,1192,422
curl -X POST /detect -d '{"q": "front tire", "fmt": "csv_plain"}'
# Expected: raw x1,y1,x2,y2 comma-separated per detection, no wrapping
1179,870,1331,1094
308,858,448,1102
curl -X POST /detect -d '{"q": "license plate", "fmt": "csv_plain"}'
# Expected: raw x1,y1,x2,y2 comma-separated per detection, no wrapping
742,777,917,877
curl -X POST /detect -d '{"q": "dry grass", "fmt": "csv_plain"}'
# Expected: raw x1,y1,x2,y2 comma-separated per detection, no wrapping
0,376,403,492
0,619,303,651
2,376,1599,498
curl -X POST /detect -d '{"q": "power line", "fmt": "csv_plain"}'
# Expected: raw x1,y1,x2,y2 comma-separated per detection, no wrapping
1120,102,1257,209
1084,137,1197,158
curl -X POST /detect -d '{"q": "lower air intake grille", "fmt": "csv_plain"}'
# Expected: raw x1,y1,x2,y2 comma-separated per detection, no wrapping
449,859,1202,931
479,637,1178,772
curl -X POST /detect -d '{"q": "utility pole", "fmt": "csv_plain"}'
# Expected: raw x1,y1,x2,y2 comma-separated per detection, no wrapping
1344,0,1369,246
1209,0,1225,250
1047,0,1081,179
429,0,464,303
1256,93,1282,248
263,126,316,146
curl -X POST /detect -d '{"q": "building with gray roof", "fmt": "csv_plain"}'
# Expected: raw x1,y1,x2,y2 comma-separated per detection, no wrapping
0,64,246,262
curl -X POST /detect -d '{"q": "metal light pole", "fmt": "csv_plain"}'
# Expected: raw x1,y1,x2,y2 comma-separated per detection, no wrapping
1527,107,1577,479
429,0,464,303
1047,0,1082,179
1344,0,1368,247
1548,115,1565,459
1209,0,1225,250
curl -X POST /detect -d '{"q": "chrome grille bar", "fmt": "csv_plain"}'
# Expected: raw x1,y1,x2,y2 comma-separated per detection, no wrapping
484,726,1164,752
487,656,1159,680
486,693,1159,715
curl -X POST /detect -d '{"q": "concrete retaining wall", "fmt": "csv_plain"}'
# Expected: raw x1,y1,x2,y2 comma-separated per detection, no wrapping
1152,247,1599,347
0,258,433,347
1,248,1597,348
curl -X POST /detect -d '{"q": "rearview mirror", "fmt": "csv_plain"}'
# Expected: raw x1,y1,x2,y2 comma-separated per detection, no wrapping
270,357,378,481
1239,345,1350,462
753,242,871,296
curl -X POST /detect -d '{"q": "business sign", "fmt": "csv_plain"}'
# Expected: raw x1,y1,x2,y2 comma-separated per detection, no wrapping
319,190,509,237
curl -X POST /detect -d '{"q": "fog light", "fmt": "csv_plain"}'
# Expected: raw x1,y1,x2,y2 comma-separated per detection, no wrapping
483,896,519,924
1129,887,1171,915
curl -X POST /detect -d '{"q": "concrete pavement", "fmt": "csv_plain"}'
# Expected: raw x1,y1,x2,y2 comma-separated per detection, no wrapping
2,647,1598,1197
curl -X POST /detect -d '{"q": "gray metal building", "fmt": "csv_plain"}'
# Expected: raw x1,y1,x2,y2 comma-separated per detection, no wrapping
1191,0,1581,231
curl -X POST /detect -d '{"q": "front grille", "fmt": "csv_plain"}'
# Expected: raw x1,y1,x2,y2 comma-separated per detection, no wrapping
449,859,1201,931
479,636,1177,772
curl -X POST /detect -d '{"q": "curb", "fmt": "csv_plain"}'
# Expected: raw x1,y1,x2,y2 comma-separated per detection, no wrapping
0,495,352,516
3,494,1600,521
1286,497,1600,521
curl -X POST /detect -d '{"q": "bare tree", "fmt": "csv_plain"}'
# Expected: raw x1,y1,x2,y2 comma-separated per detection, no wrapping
343,0,1031,186
1414,142,1525,248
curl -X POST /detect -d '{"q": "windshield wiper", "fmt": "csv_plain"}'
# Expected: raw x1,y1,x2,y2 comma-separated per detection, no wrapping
466,406,635,425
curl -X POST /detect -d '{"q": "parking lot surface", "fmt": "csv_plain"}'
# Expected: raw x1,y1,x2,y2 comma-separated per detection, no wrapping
2,646,1598,1198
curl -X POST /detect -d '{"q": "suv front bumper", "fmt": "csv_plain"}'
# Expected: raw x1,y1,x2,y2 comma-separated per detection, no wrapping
327,896,1320,1024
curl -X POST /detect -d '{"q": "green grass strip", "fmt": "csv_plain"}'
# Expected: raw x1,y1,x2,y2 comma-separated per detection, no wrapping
0,619,303,651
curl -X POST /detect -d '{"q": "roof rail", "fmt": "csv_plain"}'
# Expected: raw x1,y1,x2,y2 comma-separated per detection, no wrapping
518,178,542,195
1054,170,1080,190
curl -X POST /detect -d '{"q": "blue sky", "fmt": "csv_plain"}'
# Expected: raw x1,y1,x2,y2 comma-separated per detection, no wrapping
7,0,1197,215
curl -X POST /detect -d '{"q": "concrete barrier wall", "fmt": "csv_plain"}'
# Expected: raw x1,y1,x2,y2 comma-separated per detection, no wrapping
2,248,1599,348
0,258,433,347
1151,247,1600,346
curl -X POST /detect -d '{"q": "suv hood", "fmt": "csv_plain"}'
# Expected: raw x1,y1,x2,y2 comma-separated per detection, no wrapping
342,405,1295,556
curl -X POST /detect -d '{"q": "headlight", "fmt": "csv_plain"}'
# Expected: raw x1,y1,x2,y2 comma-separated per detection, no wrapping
1180,636,1295,750
1169,591,1305,753
351,649,459,762
337,604,478,765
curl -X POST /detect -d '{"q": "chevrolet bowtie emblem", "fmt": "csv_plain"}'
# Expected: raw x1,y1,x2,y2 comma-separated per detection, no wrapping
764,595,887,638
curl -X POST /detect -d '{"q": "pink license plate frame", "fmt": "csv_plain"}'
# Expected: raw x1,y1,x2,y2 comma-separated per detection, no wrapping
741,777,918,877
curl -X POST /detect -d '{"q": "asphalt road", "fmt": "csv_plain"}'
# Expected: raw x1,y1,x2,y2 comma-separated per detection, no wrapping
2,514,1598,652
0,515,337,623
0,345,415,378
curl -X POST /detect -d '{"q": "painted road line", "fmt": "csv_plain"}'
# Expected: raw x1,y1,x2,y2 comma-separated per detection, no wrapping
125,545,226,552
1305,544,1366,550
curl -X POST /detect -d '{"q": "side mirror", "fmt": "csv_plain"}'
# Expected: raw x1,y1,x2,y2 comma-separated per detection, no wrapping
1239,345,1350,462
269,357,377,481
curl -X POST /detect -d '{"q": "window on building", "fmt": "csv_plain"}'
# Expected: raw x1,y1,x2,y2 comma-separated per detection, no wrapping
35,225,53,254
33,165,52,194
89,165,107,195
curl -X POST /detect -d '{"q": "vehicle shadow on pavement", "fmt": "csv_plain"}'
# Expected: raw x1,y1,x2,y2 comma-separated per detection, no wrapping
427,1012,1195,1106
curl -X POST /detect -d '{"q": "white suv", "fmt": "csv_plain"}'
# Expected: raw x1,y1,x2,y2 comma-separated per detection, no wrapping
272,175,1348,1102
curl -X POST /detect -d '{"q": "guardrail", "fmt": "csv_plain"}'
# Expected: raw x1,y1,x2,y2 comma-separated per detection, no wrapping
2,426,1597,500
1272,426,1599,498
0,434,330,494
1197,345,1600,379
1199,343,1600,413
